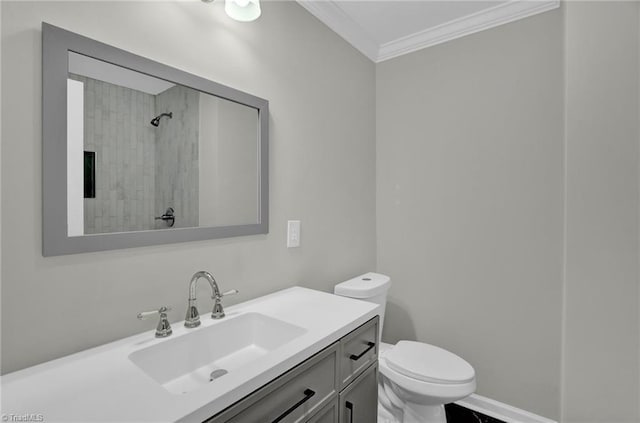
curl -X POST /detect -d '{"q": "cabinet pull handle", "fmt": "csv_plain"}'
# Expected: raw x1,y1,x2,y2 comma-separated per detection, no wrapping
350,341,376,361
346,401,354,423
271,388,315,423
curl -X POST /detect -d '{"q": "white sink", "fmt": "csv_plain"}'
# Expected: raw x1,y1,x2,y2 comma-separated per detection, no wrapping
128,312,306,394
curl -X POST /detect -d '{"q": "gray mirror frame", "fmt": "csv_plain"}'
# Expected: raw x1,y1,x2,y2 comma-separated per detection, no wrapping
42,23,269,256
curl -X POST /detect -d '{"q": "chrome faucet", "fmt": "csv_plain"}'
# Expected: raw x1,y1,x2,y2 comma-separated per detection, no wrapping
185,271,238,328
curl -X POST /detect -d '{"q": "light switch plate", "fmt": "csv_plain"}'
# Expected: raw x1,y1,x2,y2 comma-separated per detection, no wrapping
287,220,301,248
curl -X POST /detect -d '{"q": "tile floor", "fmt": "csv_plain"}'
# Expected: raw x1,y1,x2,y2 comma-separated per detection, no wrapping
445,403,506,423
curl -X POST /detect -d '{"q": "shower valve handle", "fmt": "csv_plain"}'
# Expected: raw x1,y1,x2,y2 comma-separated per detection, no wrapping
155,207,175,227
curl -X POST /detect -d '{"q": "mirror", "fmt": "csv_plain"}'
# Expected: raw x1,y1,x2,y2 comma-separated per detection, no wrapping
67,52,260,235
43,23,269,256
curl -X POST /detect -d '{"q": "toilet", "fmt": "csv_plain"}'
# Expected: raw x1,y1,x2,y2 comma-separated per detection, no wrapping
334,272,476,423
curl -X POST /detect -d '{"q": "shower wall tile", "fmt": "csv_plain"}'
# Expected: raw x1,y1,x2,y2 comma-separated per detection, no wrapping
154,85,199,229
71,74,157,234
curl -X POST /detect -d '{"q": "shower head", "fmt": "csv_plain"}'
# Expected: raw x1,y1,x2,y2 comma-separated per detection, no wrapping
151,112,173,127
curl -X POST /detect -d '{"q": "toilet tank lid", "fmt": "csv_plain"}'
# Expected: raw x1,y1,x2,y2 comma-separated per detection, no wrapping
334,272,391,298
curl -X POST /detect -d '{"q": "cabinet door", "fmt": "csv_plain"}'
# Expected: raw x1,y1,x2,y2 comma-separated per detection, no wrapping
306,399,338,423
339,363,378,423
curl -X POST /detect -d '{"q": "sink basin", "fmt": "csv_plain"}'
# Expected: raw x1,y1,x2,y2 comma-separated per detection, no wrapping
128,312,306,394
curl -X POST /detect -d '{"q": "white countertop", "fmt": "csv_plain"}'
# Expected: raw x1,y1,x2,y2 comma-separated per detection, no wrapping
1,287,379,423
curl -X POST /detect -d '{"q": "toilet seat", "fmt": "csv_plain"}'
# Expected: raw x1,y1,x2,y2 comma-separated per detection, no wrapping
378,340,476,406
384,341,475,385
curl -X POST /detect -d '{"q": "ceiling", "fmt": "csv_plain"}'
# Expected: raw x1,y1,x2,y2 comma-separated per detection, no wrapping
296,0,560,62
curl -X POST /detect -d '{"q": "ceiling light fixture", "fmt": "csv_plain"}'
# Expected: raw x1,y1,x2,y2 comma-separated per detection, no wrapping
225,0,261,22
202,0,261,23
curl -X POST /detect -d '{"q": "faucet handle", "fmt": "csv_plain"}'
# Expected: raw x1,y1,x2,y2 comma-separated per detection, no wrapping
137,306,173,338
137,306,172,320
214,289,239,299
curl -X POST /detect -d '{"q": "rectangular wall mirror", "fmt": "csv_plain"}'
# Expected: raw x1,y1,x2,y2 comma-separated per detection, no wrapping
43,23,269,256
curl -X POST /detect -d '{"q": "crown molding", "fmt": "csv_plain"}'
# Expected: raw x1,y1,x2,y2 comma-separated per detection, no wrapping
377,0,560,62
296,0,560,63
296,0,379,61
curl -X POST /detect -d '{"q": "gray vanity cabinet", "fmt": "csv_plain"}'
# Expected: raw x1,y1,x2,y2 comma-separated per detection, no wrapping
205,316,379,423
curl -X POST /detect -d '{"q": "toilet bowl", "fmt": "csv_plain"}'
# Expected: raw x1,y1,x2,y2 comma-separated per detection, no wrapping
377,341,476,423
334,273,476,423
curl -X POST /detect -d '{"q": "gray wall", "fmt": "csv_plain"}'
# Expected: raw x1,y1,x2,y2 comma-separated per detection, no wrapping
71,74,158,234
377,9,564,419
377,3,640,422
0,0,376,374
562,2,640,422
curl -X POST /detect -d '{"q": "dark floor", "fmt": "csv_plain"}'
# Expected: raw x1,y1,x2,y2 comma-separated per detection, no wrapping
444,403,506,423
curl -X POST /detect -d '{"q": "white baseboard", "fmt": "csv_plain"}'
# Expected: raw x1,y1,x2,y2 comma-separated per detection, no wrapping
456,394,557,423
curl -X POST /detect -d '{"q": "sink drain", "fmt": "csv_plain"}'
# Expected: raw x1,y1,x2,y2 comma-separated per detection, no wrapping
209,369,228,382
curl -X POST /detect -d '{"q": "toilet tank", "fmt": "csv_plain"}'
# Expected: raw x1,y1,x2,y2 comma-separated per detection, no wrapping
334,272,391,340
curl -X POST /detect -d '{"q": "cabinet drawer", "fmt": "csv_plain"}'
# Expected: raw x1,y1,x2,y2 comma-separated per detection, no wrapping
217,343,339,423
338,316,378,390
